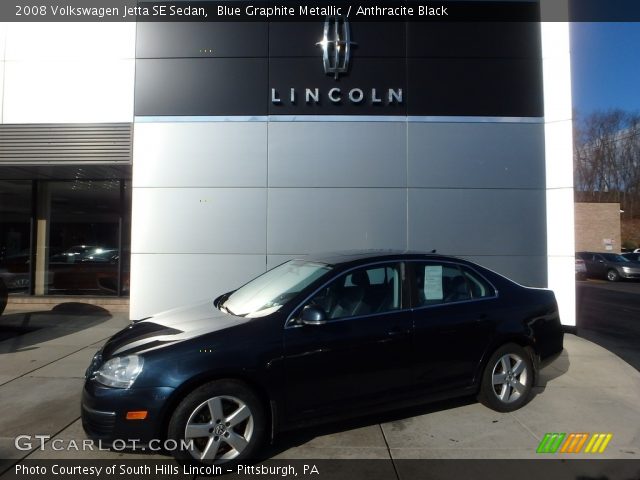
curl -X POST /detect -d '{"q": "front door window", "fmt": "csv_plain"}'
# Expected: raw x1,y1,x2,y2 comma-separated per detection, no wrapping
308,263,402,319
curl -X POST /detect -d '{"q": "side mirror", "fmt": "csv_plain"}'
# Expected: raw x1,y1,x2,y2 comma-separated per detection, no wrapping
299,305,327,326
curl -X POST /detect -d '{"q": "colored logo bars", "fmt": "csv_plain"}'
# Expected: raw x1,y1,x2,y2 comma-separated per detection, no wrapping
536,433,613,454
317,16,357,79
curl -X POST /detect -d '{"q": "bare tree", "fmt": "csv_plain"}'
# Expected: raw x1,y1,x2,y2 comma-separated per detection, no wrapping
574,109,640,220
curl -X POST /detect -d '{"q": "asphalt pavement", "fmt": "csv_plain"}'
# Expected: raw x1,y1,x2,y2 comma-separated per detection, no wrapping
0,300,638,480
576,279,640,370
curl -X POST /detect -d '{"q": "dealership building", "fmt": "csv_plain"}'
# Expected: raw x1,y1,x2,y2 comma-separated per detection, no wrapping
0,2,576,325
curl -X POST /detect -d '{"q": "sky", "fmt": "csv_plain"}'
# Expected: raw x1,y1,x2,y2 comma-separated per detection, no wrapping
571,22,640,115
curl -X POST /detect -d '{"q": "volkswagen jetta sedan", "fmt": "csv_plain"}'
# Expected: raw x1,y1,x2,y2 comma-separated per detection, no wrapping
82,251,563,464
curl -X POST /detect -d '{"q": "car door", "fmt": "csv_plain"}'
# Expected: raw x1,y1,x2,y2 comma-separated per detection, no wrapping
579,253,597,276
591,254,608,277
282,262,413,421
409,261,497,393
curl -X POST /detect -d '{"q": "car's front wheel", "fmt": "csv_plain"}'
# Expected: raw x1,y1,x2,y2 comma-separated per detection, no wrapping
478,343,533,412
168,380,266,465
606,269,620,282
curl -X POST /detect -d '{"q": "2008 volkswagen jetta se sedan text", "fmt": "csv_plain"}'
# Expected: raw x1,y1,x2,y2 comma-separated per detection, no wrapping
82,251,564,464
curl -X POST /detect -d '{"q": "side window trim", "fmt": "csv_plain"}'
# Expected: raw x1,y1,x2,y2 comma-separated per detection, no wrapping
285,260,406,329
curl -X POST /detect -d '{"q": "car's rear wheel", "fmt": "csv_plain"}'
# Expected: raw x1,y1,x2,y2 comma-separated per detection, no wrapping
478,343,533,412
606,269,620,282
168,380,266,465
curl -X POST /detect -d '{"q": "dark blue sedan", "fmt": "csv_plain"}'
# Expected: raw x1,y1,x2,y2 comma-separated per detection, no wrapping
82,251,563,464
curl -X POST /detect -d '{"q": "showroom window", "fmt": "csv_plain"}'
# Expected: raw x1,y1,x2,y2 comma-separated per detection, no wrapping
0,180,33,295
45,180,129,295
0,179,130,297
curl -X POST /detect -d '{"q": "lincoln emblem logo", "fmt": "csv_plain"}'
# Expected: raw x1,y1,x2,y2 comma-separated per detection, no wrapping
316,16,356,80
270,17,402,106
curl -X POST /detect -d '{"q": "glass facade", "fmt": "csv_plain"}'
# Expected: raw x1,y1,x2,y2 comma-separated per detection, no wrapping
0,180,32,294
0,178,130,297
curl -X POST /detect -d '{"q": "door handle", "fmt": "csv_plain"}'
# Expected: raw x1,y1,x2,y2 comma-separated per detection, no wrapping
476,313,488,322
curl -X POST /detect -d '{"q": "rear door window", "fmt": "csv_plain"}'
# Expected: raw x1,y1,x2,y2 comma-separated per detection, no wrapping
413,262,495,307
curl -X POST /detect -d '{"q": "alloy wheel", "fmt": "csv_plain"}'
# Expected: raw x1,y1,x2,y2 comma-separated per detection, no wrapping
491,353,528,404
184,395,254,463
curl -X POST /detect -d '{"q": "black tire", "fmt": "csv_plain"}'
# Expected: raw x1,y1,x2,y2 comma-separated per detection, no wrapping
606,269,620,282
168,379,266,465
478,343,534,412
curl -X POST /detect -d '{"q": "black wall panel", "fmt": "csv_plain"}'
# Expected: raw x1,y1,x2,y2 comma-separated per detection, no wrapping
136,22,269,58
135,58,268,116
407,22,541,58
134,15,544,117
407,58,543,117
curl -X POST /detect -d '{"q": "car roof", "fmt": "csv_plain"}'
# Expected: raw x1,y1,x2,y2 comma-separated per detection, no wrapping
292,250,472,267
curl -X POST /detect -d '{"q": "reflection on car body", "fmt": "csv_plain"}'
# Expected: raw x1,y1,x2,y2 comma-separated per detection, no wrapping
81,251,564,465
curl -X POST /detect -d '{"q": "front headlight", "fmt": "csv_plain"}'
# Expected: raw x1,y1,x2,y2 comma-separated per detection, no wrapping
94,355,143,388
622,267,632,273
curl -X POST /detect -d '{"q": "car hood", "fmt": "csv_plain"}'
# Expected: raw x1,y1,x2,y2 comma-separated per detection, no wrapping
101,300,249,358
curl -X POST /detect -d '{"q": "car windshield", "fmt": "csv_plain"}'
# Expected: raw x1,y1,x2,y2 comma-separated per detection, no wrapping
601,253,629,262
221,260,332,318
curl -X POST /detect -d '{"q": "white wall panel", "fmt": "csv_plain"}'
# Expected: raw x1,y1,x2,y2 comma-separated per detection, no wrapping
540,21,572,124
5,23,136,60
0,60,4,124
547,255,576,327
131,187,266,254
3,59,135,123
0,23,7,124
541,19,575,325
130,254,266,318
546,188,575,257
408,123,545,189
268,122,407,188
267,188,407,254
133,122,267,188
544,120,574,190
0,23,6,61
408,188,547,256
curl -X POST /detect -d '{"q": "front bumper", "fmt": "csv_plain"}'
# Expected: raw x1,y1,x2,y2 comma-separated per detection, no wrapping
620,270,640,279
81,379,175,444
